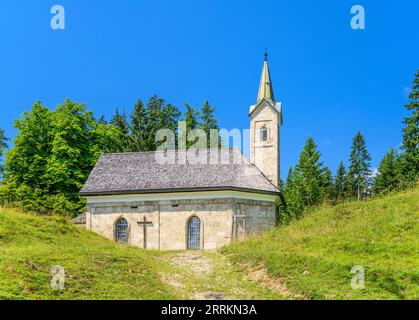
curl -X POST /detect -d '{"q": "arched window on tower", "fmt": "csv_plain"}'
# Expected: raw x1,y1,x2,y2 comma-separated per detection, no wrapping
115,218,129,243
260,126,268,142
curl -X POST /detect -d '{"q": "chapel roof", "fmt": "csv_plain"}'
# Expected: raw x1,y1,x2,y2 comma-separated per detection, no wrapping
79,148,280,196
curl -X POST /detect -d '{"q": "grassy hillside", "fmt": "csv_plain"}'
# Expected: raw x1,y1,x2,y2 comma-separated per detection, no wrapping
1,187,417,300
0,208,178,300
222,187,419,300
0,208,281,300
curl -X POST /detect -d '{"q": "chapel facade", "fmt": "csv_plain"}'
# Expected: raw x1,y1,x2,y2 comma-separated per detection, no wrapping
79,54,283,250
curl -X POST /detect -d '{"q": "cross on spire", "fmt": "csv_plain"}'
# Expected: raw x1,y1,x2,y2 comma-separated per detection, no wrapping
257,50,275,103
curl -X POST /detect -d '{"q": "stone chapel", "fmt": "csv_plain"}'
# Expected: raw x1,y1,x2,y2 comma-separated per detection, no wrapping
79,53,284,250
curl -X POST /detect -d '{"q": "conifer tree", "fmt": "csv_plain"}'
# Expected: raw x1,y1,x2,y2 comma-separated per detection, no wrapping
321,167,334,200
400,70,419,183
282,167,304,222
295,137,329,206
144,96,181,151
334,162,348,201
97,115,108,124
128,99,148,151
110,107,130,151
282,137,332,222
372,148,399,194
182,103,200,149
199,100,220,148
144,96,165,151
348,132,372,200
127,96,182,152
0,128,8,158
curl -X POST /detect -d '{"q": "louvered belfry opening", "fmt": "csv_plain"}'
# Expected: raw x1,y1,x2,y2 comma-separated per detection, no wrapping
187,216,201,250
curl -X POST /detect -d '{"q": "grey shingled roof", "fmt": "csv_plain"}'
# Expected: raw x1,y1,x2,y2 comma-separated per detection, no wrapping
79,148,280,196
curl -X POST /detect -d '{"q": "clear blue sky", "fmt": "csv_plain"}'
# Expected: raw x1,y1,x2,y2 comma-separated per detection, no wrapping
0,0,418,178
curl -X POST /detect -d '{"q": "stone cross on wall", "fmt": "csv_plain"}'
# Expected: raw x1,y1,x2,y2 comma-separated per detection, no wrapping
137,216,153,249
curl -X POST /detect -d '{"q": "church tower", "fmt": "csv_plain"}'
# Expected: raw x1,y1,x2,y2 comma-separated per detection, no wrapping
249,53,283,188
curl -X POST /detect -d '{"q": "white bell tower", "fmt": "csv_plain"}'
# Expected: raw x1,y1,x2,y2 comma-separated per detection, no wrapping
249,53,283,187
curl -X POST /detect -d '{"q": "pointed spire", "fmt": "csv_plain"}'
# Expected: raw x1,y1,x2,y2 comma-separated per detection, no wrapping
257,51,275,103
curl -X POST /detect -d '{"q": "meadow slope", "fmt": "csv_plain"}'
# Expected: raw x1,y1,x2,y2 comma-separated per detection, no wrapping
0,208,280,300
222,187,419,299
0,187,417,300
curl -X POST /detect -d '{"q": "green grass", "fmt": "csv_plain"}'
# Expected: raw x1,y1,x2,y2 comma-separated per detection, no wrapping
1,187,418,300
0,208,281,300
0,208,178,300
221,187,419,300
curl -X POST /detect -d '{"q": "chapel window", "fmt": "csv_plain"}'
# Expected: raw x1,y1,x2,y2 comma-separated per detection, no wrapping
187,216,201,250
260,126,268,142
115,218,129,243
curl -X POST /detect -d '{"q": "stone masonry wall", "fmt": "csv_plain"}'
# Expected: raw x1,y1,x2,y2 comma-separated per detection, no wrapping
86,197,277,250
249,100,281,187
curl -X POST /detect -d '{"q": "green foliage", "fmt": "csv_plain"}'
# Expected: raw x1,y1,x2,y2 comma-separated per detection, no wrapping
282,137,332,222
182,103,200,149
372,148,399,194
128,96,181,151
348,132,372,200
199,100,220,148
110,107,130,151
0,127,9,175
281,168,304,223
0,95,220,216
334,162,348,201
0,127,8,158
0,100,122,216
400,70,419,183
222,186,419,300
295,137,331,206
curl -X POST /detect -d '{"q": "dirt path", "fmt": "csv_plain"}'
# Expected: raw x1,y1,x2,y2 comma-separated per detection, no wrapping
156,251,300,300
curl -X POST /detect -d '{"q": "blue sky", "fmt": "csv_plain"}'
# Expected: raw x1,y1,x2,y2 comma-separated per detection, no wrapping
0,0,418,179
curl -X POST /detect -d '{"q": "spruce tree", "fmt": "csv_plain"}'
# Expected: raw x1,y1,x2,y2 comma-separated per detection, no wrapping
144,96,181,151
144,96,165,151
128,96,181,152
110,108,130,151
295,137,329,206
372,148,398,194
334,162,348,201
111,108,129,135
400,70,419,183
128,99,148,151
348,131,372,200
199,100,219,148
97,115,107,124
182,103,200,149
282,167,304,222
321,167,334,201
